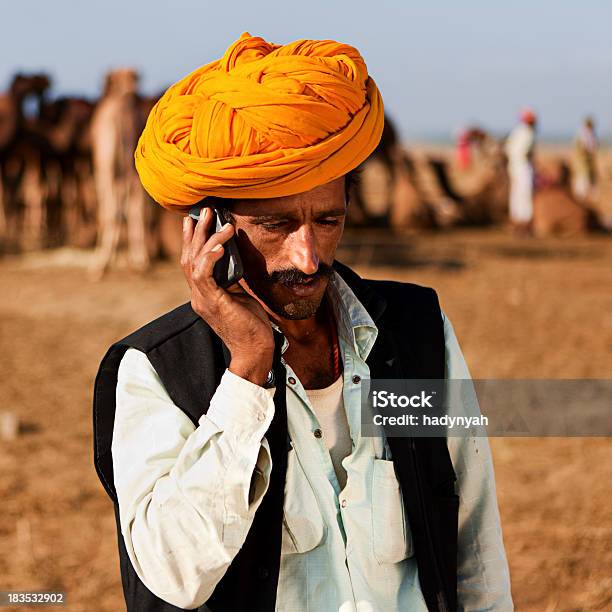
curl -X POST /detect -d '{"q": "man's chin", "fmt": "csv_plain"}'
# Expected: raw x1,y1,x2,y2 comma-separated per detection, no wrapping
272,281,329,320
280,297,323,320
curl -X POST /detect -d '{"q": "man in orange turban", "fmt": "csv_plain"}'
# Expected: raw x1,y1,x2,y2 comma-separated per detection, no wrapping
94,32,513,612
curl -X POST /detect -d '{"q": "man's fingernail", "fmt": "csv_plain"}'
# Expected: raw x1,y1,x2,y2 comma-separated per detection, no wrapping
183,216,189,229
211,244,223,252
222,222,231,231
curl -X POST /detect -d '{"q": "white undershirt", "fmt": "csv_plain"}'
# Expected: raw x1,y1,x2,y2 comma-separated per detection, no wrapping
304,375,352,490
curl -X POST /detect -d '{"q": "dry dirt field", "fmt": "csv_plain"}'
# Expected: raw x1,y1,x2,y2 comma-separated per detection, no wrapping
0,227,611,611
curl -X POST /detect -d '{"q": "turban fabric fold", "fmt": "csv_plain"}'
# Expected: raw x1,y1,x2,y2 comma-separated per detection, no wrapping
134,32,384,212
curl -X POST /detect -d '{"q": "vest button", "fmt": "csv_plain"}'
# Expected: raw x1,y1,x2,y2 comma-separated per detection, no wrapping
352,375,361,384
313,428,323,439
257,566,270,580
288,376,296,385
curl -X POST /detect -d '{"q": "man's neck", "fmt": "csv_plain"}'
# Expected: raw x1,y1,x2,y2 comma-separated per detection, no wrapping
272,300,330,344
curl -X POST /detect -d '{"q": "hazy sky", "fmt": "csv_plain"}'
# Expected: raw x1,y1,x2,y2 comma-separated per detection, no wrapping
3,0,611,141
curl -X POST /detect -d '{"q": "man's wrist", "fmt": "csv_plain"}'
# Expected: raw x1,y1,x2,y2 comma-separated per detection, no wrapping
229,358,274,387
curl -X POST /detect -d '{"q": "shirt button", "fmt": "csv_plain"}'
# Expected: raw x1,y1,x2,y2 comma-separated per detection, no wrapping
257,411,266,422
288,376,296,385
352,375,361,384
341,499,347,508
313,428,323,439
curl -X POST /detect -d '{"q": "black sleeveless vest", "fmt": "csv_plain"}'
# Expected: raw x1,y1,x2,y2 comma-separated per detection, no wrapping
93,260,459,612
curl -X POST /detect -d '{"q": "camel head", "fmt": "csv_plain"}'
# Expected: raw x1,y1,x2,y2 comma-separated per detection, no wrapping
10,73,51,100
535,159,572,191
102,68,140,97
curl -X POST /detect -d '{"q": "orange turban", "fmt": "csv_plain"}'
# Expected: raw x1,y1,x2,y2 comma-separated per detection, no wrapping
134,32,384,212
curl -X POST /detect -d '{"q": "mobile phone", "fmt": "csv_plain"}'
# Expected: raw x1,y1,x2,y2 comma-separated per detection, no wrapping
188,203,244,288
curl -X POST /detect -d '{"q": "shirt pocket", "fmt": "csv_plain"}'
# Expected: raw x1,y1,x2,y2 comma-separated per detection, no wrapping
281,448,326,555
371,458,414,564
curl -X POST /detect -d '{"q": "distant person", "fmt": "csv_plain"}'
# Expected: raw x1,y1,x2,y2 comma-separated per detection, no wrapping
456,128,472,170
504,109,537,235
572,116,598,203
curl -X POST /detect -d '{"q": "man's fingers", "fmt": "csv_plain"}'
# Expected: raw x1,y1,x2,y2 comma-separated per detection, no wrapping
187,207,236,257
190,207,214,255
192,243,226,289
180,216,195,284
198,222,235,254
185,208,241,310
181,216,194,253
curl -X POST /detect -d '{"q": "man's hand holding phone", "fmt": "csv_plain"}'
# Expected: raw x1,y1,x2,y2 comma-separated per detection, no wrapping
181,208,275,387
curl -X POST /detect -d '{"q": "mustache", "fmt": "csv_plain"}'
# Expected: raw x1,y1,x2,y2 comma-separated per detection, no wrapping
269,263,334,285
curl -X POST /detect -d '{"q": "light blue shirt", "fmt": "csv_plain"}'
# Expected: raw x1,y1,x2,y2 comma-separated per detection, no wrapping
272,270,513,611
112,270,513,611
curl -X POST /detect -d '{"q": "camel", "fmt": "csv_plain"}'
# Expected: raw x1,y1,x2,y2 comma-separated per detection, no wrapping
459,137,510,224
388,151,439,230
88,68,150,279
36,96,97,247
0,73,50,252
347,115,398,227
424,135,509,226
134,91,186,263
0,74,98,252
0,90,16,245
348,115,435,231
532,161,603,237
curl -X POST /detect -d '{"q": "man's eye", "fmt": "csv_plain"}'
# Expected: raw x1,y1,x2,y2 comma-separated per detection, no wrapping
317,219,341,226
260,219,340,230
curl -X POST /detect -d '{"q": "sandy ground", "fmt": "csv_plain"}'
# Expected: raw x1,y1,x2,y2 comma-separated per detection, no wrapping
0,227,611,611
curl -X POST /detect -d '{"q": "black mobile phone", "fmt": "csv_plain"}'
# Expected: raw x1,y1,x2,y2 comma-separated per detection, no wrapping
188,203,244,289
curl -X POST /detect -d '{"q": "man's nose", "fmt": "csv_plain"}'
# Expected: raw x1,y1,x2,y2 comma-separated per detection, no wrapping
288,224,319,275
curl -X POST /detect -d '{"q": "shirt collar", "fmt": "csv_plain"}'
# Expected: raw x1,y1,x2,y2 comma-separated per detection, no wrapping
269,269,378,362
